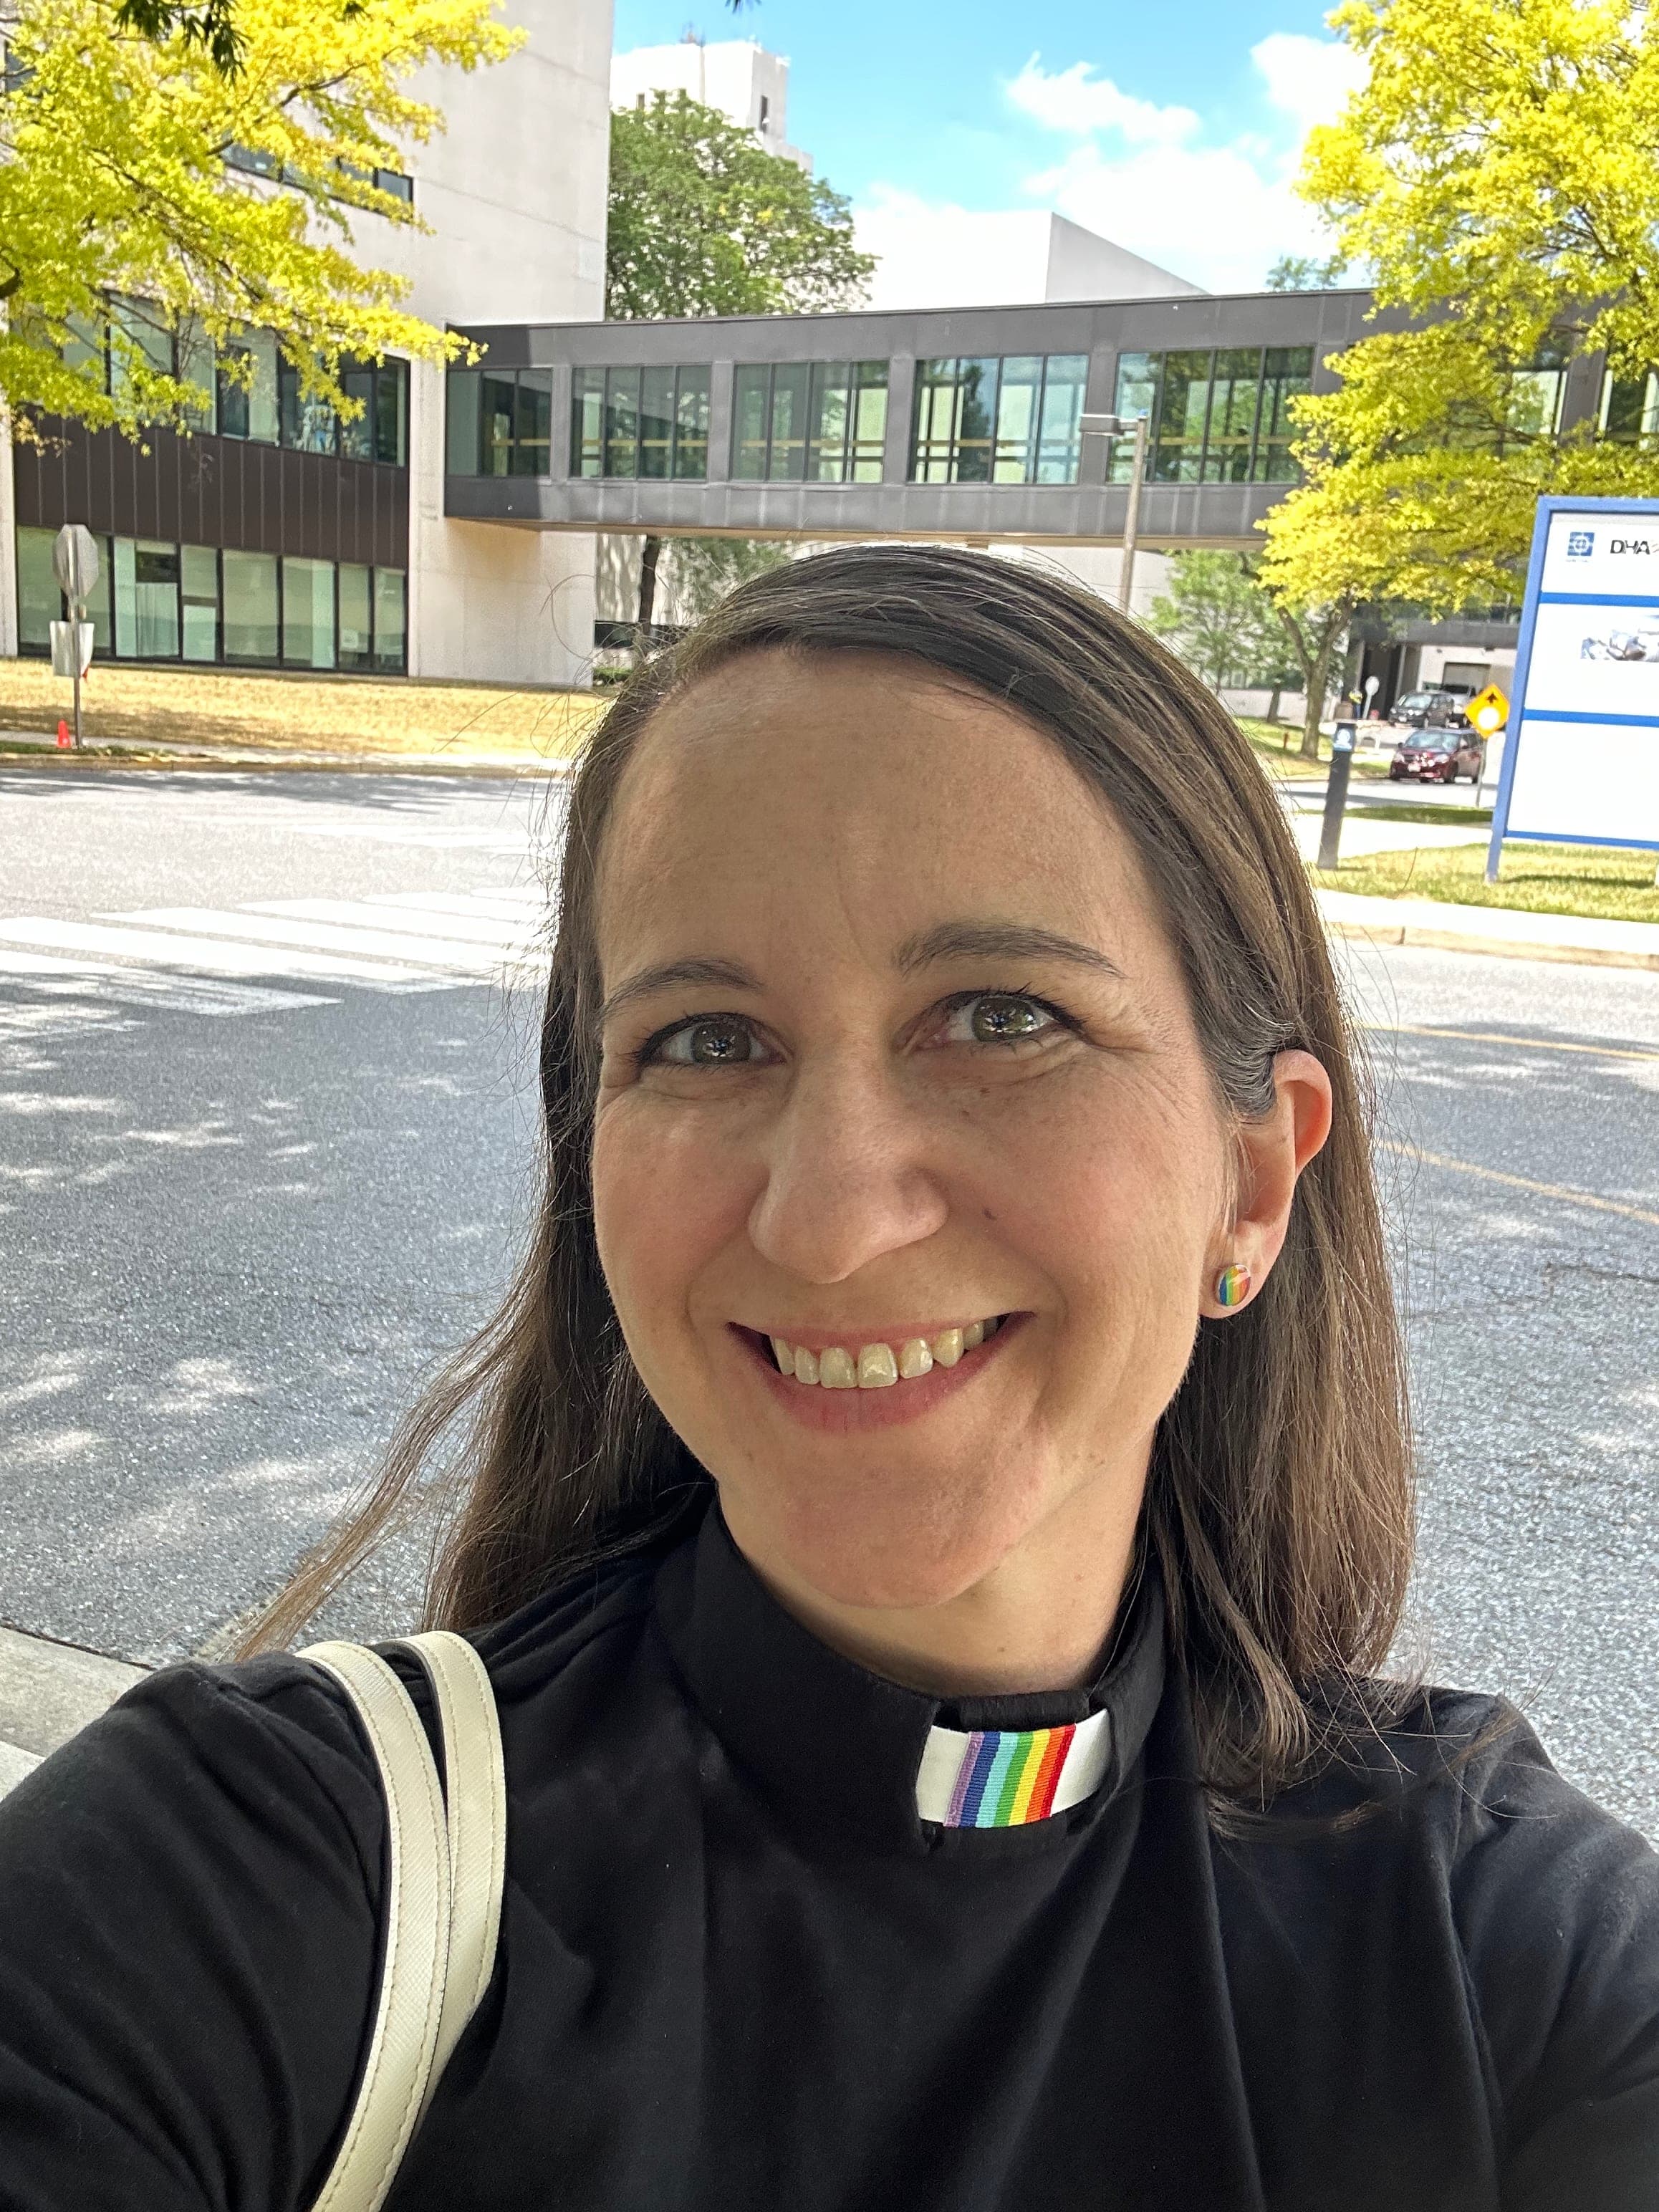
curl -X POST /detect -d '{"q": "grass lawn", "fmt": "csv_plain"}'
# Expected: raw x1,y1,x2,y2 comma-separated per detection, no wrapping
0,658,607,761
1312,838,1659,925
1234,718,1393,782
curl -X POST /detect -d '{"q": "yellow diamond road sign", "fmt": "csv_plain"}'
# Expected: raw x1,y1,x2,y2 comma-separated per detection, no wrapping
1467,681,1509,734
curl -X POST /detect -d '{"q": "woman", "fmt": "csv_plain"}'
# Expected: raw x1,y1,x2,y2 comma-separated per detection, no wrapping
1,547,1654,2210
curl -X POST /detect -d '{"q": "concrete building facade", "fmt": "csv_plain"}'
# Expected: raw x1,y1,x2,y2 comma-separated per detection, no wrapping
610,38,809,170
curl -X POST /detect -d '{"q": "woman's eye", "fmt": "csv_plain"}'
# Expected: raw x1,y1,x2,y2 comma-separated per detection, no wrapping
938,994,1062,1047
648,1016,765,1067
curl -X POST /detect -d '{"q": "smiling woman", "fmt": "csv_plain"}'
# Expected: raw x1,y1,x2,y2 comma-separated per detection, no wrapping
1,549,1655,2211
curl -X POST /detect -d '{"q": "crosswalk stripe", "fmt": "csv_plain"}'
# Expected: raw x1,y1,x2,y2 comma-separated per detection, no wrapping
246,898,542,950
0,949,332,1016
0,918,440,987
118,908,525,974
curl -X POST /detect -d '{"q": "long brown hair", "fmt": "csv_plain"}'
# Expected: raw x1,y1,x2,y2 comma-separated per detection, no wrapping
249,545,1414,1814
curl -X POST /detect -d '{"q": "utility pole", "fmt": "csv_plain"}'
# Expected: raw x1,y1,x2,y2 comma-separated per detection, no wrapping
1080,411,1150,615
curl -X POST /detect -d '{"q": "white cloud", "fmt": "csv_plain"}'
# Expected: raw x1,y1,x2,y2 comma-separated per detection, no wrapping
1251,31,1369,138
1005,56,1201,150
855,38,1361,298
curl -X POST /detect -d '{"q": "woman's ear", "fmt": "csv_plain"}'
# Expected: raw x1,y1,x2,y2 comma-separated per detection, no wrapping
1200,1050,1333,1317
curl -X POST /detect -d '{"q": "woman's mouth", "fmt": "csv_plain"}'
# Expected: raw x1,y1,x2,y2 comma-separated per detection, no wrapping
730,1315,1023,1431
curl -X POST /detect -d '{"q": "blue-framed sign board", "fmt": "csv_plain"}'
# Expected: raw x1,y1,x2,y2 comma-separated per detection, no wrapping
1487,495,1659,878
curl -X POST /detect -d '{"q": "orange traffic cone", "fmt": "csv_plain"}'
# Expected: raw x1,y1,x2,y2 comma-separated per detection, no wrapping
56,719,72,749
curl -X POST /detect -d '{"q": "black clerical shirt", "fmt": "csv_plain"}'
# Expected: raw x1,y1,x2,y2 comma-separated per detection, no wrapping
1,1498,1656,2210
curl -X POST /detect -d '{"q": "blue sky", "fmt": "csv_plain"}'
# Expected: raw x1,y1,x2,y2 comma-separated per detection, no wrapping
612,0,1363,292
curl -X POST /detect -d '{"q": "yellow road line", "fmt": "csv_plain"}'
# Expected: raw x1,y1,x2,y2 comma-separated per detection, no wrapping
1363,1021,1659,1064
1379,1140,1659,1230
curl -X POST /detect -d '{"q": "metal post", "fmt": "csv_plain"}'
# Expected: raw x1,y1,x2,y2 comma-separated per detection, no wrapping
1317,721,1357,871
1117,413,1148,616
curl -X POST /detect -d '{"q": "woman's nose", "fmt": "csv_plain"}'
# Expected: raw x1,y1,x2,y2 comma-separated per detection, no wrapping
746,1057,950,1287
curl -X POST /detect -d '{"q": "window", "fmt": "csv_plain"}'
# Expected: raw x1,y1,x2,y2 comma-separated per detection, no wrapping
1109,346,1313,485
181,547,218,662
339,564,374,672
568,365,711,479
373,568,406,674
734,361,888,481
222,550,280,664
114,539,181,659
909,355,1087,484
282,556,335,669
1600,368,1659,446
218,329,279,444
445,365,555,477
16,526,59,650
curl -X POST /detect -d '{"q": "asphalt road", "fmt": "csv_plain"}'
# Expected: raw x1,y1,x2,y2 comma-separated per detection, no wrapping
1,769,1655,1837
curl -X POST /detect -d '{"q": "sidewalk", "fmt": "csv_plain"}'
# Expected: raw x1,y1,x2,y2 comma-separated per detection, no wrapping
0,1625,148,1799
1317,888,1659,973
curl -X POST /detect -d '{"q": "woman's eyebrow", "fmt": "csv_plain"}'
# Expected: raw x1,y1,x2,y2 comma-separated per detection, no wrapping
893,920,1126,981
599,956,763,1029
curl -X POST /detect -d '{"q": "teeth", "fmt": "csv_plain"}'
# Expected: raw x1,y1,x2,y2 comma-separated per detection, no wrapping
818,1346,858,1390
857,1343,898,1389
767,1320,1001,1389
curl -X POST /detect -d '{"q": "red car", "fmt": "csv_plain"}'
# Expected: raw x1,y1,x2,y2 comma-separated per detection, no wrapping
1389,730,1485,784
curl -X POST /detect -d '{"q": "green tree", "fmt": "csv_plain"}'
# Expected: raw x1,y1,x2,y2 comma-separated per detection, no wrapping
668,536,794,624
1146,551,1286,693
605,92,874,637
0,0,516,440
1148,549,1344,760
1264,0,1659,620
1264,253,1346,292
607,92,872,322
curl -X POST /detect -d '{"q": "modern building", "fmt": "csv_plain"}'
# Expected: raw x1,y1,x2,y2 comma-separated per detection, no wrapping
611,37,809,170
855,207,1203,314
4,0,612,689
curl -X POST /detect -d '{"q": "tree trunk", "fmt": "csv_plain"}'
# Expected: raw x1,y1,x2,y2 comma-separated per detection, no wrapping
1266,683,1282,727
636,534,662,653
1299,642,1331,760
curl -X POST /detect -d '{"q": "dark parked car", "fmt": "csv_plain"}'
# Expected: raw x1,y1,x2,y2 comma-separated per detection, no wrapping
1393,687,1473,729
1389,729,1486,783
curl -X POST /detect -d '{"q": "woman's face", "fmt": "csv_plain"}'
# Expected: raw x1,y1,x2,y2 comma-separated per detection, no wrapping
591,651,1314,1680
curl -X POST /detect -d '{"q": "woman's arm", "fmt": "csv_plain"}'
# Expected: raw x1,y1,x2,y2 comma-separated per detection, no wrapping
0,1658,384,2212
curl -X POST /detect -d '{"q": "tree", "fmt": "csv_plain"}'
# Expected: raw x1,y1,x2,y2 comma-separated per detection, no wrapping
605,92,875,639
668,536,794,625
607,93,872,323
1145,551,1287,693
1264,253,1346,292
1264,0,1659,620
1147,549,1344,759
0,0,518,441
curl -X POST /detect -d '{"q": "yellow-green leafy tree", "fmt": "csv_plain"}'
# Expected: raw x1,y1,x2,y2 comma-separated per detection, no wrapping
1261,0,1659,670
0,0,520,438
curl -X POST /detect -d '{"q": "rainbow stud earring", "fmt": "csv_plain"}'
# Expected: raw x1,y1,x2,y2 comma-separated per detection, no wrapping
1215,1263,1251,1309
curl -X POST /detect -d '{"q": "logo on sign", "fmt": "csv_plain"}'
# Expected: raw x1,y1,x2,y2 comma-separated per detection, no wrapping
1567,530,1595,557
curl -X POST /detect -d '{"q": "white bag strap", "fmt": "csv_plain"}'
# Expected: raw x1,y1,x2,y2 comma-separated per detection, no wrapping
300,1630,506,2212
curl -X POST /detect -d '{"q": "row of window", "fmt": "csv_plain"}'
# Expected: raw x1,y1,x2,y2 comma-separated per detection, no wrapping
16,526,406,674
1109,348,1314,486
61,299,409,466
448,352,1090,486
911,355,1087,486
224,145,413,204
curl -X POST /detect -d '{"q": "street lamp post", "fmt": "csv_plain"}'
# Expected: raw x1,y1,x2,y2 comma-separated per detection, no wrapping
1080,410,1150,615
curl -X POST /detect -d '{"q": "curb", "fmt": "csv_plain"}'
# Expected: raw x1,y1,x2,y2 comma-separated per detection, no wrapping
1317,890,1659,975
0,1624,149,1796
0,734,580,778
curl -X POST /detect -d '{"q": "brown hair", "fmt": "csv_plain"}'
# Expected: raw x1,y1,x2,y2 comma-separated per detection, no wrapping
249,545,1414,1816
